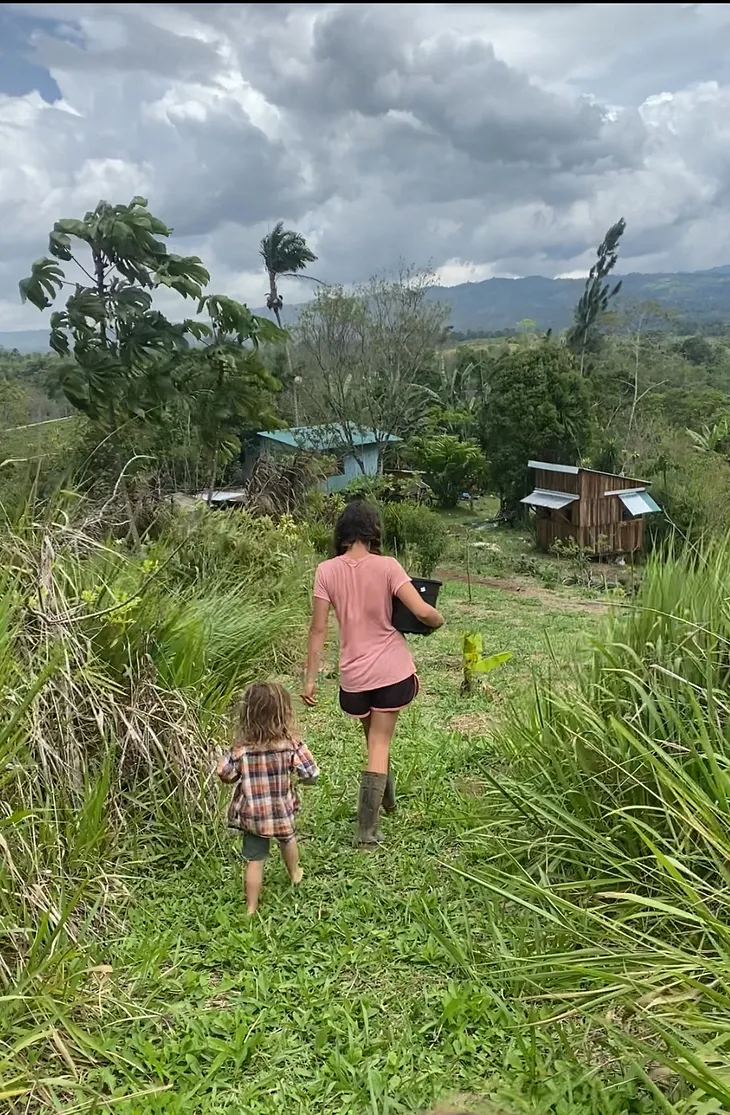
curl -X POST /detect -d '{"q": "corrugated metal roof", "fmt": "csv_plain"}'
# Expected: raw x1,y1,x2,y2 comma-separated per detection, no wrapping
258,424,401,450
521,488,579,510
604,486,645,497
528,460,580,476
528,460,648,484
618,490,661,516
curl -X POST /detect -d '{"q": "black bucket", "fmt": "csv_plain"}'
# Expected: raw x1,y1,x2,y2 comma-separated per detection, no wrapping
392,577,442,636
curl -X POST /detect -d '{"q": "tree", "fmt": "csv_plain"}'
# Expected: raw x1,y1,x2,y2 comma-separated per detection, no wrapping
409,434,486,508
480,341,593,512
19,198,211,428
618,301,673,431
674,334,715,367
259,221,317,329
18,197,285,532
177,296,283,501
423,345,487,440
295,267,450,469
567,218,626,374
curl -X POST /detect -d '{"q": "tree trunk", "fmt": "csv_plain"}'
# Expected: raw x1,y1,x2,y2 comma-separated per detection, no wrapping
207,441,219,507
268,269,295,391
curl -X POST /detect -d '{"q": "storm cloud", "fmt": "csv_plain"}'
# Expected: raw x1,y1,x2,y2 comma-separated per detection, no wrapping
2,2,730,329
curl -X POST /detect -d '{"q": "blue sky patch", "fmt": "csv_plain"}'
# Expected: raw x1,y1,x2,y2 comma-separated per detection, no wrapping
0,9,73,103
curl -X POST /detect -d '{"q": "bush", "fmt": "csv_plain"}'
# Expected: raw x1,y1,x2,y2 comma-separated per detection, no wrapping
304,488,346,527
343,473,432,504
409,434,486,508
382,502,448,577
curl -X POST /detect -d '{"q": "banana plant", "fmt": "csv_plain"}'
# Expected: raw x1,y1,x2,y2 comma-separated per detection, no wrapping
461,632,512,696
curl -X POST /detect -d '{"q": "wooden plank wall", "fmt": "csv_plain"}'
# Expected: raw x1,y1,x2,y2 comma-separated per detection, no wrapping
577,470,644,553
534,468,579,494
531,468,645,555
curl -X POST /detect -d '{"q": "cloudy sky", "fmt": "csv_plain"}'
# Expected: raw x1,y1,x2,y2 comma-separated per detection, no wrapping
2,2,730,330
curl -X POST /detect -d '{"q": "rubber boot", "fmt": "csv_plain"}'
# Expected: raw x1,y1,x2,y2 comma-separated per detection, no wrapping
382,765,396,814
355,771,387,849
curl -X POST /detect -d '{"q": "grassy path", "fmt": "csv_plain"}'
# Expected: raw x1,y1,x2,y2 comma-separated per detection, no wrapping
106,580,612,1114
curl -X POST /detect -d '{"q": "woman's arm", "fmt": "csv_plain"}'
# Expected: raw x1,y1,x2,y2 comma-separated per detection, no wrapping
302,596,330,705
395,581,444,629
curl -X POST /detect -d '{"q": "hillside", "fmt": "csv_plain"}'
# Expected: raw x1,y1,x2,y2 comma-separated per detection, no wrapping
4,265,730,352
429,264,730,334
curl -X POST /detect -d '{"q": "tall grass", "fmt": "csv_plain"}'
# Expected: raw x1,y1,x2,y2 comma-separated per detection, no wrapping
468,537,730,1106
0,495,311,1110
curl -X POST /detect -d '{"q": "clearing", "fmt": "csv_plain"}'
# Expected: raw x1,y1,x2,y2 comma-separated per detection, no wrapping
106,575,612,1114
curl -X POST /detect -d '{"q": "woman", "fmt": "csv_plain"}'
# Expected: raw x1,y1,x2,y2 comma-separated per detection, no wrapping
302,501,444,848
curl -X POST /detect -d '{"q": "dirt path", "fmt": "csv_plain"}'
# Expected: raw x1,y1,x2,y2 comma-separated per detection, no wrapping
436,566,610,615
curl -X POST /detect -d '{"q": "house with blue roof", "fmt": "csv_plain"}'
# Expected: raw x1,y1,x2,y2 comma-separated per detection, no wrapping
255,424,401,492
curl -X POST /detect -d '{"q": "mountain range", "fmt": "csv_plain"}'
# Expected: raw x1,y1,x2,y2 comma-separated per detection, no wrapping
4,264,730,353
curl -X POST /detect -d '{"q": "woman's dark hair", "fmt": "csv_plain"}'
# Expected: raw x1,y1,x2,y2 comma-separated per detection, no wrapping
334,500,382,556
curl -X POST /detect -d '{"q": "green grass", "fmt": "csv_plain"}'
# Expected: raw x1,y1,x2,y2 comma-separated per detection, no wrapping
6,501,717,1114
73,578,664,1114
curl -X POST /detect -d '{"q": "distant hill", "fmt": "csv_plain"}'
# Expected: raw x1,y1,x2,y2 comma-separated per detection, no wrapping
5,265,730,352
0,329,56,354
426,265,730,334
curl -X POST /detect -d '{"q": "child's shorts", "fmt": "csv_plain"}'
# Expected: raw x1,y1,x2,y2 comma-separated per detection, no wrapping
242,832,296,861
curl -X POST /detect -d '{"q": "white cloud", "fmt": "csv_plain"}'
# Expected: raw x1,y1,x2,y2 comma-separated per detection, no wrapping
1,3,730,330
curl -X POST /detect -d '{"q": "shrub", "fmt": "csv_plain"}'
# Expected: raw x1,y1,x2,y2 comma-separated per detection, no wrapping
409,434,486,508
382,502,448,576
343,473,432,504
153,504,313,600
304,488,346,527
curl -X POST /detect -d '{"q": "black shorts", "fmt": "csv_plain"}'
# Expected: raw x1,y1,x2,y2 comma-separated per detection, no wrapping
339,674,419,719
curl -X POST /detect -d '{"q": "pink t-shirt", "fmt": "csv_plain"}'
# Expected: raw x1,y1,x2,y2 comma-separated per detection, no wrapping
313,554,415,693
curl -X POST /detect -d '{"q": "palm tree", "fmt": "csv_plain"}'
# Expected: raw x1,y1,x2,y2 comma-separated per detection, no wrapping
259,222,318,329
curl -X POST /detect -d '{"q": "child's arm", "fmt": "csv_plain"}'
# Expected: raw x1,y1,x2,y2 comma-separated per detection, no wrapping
217,751,241,784
292,741,319,785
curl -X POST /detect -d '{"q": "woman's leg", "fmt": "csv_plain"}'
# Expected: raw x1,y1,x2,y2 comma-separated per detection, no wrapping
360,713,371,748
366,709,400,773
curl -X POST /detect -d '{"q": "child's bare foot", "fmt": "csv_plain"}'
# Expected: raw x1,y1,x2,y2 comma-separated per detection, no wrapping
246,904,258,916
291,866,304,886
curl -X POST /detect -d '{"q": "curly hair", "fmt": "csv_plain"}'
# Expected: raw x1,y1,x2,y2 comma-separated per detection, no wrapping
235,683,296,745
333,500,382,556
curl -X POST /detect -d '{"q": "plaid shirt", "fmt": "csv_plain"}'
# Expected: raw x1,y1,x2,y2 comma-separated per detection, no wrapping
217,738,319,839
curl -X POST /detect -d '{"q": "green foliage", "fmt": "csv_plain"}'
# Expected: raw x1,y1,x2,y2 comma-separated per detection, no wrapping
343,473,432,504
473,536,730,1102
633,425,730,544
19,198,208,426
461,632,512,694
260,221,318,281
409,434,486,508
567,217,626,371
1,490,308,1107
295,268,449,451
18,197,285,446
480,342,593,511
176,344,282,489
381,502,448,576
260,221,318,325
673,334,716,366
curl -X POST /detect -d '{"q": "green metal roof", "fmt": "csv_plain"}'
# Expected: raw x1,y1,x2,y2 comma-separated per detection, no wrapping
257,424,400,450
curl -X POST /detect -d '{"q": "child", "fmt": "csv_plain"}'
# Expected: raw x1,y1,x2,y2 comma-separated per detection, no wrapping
217,682,319,915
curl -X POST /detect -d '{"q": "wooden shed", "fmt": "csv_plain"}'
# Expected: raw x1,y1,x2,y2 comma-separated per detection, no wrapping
521,460,661,555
